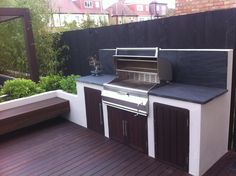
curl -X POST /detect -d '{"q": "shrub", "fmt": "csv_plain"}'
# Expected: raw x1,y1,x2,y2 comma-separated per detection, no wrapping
60,75,80,94
38,75,62,91
1,79,44,99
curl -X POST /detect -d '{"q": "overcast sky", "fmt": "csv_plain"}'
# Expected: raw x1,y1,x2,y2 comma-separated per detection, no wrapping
103,0,176,9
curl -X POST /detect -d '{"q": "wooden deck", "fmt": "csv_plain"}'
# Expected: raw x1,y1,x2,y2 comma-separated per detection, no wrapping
203,152,236,176
0,118,189,176
2,118,236,176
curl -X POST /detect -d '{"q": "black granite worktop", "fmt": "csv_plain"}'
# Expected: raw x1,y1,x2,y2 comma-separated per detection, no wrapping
149,83,227,104
77,75,227,104
76,74,116,86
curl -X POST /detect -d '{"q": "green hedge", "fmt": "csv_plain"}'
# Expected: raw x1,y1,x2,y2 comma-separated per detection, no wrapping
1,79,44,99
0,74,80,101
60,75,80,94
38,75,62,91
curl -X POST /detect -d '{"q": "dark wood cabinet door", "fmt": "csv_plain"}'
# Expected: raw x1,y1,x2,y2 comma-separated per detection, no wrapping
108,106,148,154
125,111,148,154
84,87,104,135
154,103,189,171
107,106,125,143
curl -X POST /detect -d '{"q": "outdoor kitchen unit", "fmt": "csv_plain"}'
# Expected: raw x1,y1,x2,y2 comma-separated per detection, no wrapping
76,48,233,176
102,48,172,116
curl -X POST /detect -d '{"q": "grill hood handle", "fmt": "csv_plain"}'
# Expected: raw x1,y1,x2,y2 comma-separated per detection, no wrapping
135,102,143,117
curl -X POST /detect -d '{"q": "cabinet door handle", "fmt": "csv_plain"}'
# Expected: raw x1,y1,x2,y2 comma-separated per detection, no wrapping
122,120,125,136
125,120,128,136
98,103,103,125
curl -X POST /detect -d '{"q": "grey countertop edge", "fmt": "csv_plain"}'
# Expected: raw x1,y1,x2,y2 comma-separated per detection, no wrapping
76,74,116,86
149,89,228,104
77,75,228,104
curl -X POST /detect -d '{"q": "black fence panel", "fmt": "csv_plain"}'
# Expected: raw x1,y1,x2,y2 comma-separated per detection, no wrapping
60,8,236,76
60,8,236,150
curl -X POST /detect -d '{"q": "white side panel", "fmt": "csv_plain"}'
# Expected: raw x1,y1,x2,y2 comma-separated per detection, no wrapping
103,103,109,138
147,100,155,158
199,50,233,175
0,91,57,111
200,95,230,175
74,82,104,128
56,90,83,125
149,95,202,176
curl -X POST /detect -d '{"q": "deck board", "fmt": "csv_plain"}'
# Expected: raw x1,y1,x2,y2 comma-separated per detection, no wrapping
0,118,190,176
203,152,236,176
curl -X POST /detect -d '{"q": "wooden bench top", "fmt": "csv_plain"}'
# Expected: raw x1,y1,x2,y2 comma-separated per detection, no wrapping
0,97,70,135
0,97,69,120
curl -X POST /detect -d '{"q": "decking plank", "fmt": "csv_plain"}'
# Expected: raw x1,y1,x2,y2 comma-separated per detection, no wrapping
0,120,72,156
2,132,103,175
1,128,81,173
52,142,125,176
30,137,108,176
102,151,143,176
203,152,236,176
91,149,139,176
112,155,151,176
0,118,192,176
135,162,162,176
0,124,81,165
82,146,137,176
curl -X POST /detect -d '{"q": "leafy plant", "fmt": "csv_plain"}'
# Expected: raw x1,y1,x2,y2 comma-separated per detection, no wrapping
79,15,98,29
0,0,67,76
60,75,80,94
38,75,62,91
1,79,44,99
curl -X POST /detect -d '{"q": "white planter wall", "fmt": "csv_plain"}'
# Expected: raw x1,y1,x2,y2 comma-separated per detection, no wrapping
0,91,57,111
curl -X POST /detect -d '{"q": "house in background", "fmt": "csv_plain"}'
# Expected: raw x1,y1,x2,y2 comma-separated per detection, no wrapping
49,0,168,27
49,0,108,27
106,0,138,25
175,0,236,15
126,2,151,22
106,0,168,25
149,1,168,18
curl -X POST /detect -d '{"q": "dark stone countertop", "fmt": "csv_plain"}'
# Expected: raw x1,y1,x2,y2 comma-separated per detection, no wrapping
77,75,227,104
149,83,227,104
76,74,116,86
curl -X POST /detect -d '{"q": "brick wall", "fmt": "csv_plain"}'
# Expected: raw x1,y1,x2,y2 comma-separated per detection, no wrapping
176,0,236,15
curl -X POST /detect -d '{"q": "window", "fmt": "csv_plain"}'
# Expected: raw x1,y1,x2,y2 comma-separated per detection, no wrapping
95,1,100,8
84,1,93,8
158,5,167,16
75,15,80,22
139,18,145,21
137,5,143,11
146,5,149,11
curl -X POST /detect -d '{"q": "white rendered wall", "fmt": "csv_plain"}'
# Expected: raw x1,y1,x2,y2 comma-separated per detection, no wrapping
56,90,82,125
199,50,233,175
0,91,57,111
75,82,107,130
0,88,87,129
200,95,229,175
148,95,202,176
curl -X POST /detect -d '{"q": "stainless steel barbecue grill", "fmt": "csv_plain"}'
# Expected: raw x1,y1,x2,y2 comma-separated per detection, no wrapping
102,48,172,116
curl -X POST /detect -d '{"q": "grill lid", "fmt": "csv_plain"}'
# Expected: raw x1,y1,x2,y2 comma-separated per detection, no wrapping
102,47,172,116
